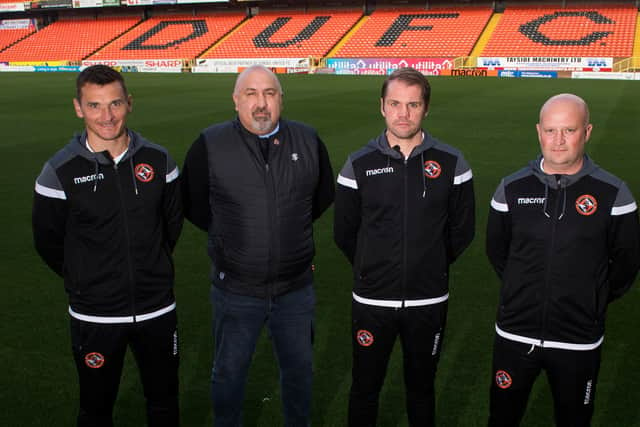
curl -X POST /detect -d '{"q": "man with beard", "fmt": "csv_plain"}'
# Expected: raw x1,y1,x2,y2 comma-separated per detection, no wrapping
334,67,475,426
181,65,335,426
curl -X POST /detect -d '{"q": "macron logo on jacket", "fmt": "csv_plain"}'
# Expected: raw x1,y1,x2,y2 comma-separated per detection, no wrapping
517,197,546,205
73,173,105,185
365,166,394,177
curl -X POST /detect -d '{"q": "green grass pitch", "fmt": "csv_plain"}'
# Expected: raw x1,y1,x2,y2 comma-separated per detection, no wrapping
2,72,640,426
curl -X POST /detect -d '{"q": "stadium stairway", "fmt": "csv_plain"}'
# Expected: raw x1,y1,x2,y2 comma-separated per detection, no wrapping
325,14,368,58
0,28,36,53
468,12,502,62
633,12,640,69
88,17,145,60
199,14,249,58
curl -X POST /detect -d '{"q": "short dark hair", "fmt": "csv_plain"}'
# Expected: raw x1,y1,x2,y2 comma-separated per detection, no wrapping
381,67,431,108
76,65,128,100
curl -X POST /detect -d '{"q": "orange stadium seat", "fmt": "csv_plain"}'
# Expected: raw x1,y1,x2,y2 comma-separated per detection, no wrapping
333,7,492,58
91,13,245,60
0,28,34,52
481,6,636,57
0,16,140,62
202,10,362,59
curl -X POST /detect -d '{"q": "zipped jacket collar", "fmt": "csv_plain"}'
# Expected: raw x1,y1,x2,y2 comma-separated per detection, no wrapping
529,154,599,190
68,129,143,165
529,154,599,220
367,129,437,160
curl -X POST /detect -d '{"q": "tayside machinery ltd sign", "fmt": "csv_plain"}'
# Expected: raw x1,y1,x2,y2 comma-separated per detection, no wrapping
477,57,613,71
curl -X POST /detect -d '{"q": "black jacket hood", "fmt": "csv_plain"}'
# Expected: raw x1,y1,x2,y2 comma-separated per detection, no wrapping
68,129,144,165
366,129,437,160
529,154,599,190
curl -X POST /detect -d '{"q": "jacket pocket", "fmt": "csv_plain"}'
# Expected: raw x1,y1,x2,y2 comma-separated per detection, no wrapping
64,247,85,296
594,281,610,323
355,232,368,277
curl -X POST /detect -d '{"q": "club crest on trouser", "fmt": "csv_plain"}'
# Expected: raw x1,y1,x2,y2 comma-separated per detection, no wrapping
85,352,105,369
134,163,155,183
575,194,597,216
423,160,442,179
495,370,512,389
356,329,374,347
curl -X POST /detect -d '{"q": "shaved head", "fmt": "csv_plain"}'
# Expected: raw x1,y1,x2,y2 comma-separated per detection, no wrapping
536,93,593,175
233,65,283,96
539,93,590,126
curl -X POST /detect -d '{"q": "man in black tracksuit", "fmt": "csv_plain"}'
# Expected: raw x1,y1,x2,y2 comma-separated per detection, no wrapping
32,65,182,427
334,68,475,426
486,93,640,426
181,65,334,427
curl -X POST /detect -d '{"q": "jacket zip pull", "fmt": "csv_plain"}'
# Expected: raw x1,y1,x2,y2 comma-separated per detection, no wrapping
526,343,535,355
421,151,426,198
93,159,100,192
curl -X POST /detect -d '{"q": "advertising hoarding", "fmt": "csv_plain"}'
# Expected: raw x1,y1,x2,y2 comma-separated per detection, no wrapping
326,58,453,75
477,57,613,71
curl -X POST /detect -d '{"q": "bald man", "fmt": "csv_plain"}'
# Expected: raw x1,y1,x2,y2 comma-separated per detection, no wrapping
486,93,640,426
181,65,335,426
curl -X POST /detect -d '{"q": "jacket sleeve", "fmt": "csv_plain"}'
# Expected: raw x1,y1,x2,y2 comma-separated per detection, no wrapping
163,153,184,251
606,183,640,302
447,154,475,263
312,136,335,220
32,162,68,277
333,156,361,265
486,179,511,280
181,134,211,232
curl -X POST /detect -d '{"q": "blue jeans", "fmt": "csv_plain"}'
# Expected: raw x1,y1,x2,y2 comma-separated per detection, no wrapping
210,284,315,427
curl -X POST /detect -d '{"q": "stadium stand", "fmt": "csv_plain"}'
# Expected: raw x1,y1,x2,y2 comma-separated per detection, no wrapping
0,26,34,52
0,15,141,62
90,13,245,60
481,6,637,57
201,10,362,59
332,7,492,58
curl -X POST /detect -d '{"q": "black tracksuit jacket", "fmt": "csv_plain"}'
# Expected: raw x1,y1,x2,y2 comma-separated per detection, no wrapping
334,130,475,304
487,156,640,348
32,130,183,319
181,118,335,298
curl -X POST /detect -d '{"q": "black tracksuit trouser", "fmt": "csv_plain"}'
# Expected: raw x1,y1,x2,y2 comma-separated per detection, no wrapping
348,300,447,427
488,335,601,427
70,310,179,427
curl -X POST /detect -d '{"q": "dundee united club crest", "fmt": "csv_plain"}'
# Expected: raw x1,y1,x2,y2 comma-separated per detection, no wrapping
495,370,512,389
423,160,442,179
85,352,105,369
575,194,597,216
496,370,513,389
135,163,155,183
356,330,374,347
